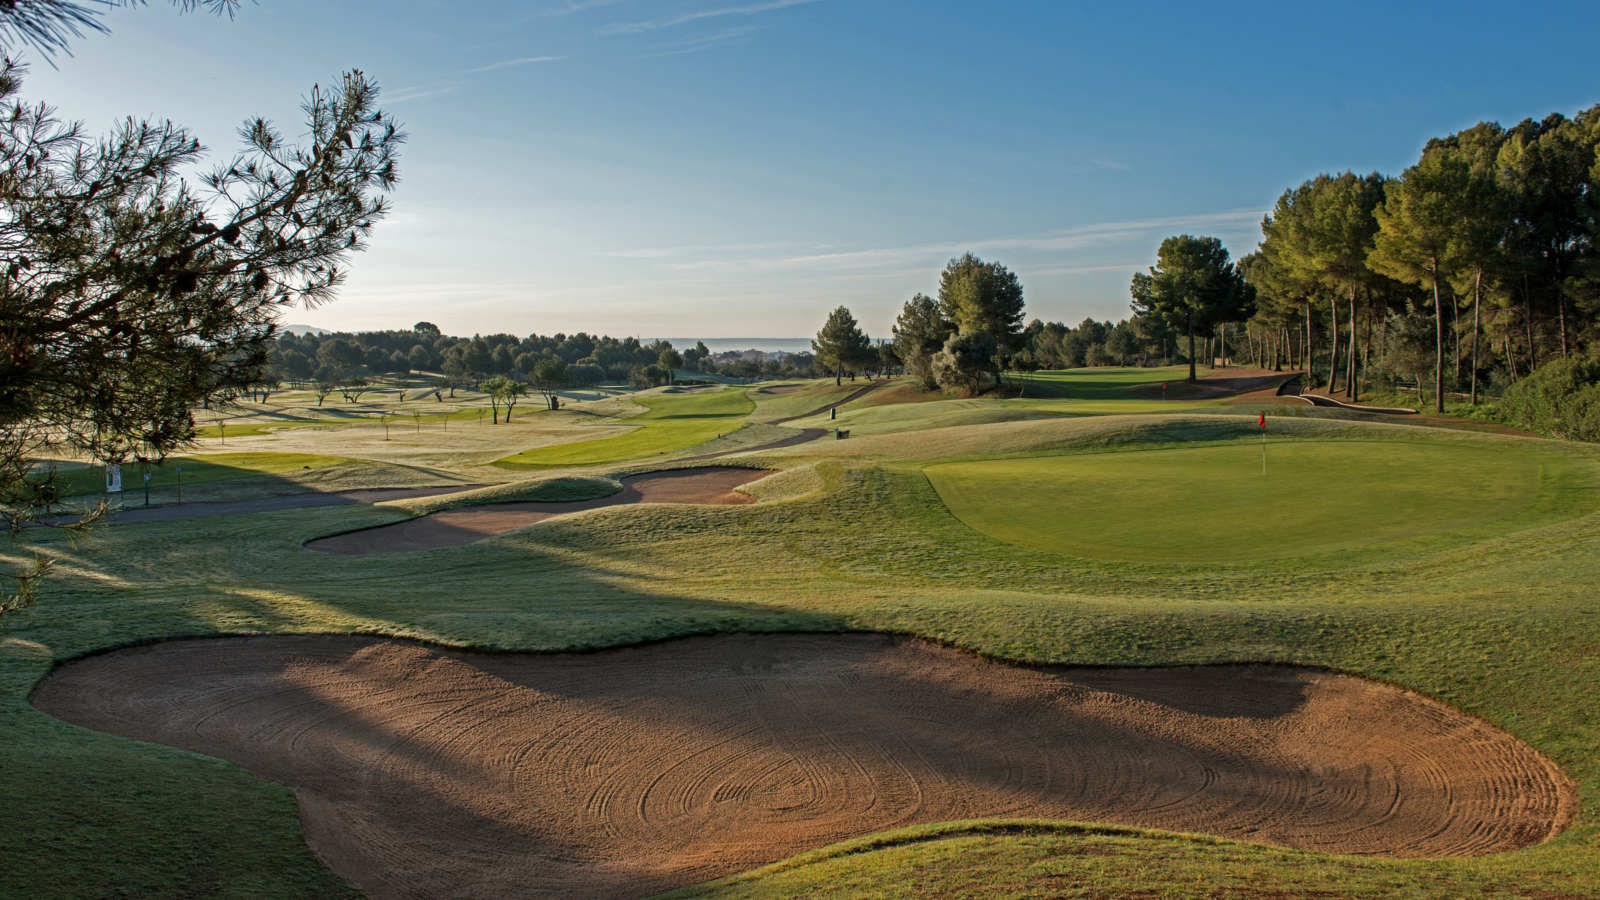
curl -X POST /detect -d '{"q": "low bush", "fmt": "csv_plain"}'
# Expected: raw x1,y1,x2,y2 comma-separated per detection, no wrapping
1497,357,1600,441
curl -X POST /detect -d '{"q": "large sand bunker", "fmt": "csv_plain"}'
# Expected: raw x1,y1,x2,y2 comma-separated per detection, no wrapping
33,634,1571,898
305,467,763,555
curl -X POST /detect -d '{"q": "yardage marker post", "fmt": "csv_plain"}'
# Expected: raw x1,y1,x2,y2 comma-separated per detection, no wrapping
1259,411,1267,475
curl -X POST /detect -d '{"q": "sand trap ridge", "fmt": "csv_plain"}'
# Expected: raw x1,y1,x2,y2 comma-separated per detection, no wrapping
306,467,764,555
33,634,1572,899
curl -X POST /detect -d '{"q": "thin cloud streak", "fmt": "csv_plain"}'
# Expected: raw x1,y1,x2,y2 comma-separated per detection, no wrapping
467,55,566,74
657,209,1265,274
386,83,460,104
642,26,761,57
600,0,820,36
543,0,634,15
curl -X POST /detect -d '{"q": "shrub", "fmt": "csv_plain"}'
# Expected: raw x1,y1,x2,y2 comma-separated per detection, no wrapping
1498,358,1600,441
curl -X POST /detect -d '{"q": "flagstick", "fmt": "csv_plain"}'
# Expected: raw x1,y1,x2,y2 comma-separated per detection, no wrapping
1261,427,1267,476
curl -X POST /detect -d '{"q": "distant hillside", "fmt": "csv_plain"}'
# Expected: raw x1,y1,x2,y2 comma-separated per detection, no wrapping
282,323,332,336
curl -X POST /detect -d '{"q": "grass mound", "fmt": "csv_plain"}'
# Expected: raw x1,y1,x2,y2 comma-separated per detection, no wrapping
925,438,1600,564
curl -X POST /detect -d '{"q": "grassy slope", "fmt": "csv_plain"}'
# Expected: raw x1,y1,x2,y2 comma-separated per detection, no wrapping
494,387,756,468
3,377,1599,897
747,380,883,422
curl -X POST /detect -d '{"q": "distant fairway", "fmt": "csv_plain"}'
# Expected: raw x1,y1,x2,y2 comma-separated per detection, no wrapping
495,387,755,468
1014,366,1203,399
925,439,1597,563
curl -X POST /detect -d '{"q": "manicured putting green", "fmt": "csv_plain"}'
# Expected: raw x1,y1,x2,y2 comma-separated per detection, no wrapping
925,440,1594,564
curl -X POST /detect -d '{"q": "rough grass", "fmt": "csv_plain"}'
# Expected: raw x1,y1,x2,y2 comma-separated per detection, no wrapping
494,387,756,468
47,452,362,501
4,374,1600,897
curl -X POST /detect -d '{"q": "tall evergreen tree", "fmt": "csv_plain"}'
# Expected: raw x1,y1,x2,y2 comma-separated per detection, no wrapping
812,306,872,385
1130,235,1254,383
1369,147,1469,413
936,253,1025,376
891,293,951,387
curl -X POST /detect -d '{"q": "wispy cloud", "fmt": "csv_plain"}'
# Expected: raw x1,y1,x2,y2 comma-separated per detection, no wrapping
642,26,761,57
543,0,634,16
642,209,1264,276
385,53,567,106
386,83,461,105
467,55,566,74
600,0,820,36
603,238,815,260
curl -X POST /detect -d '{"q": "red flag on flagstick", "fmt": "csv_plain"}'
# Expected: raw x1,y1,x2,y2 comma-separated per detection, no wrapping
1258,412,1266,429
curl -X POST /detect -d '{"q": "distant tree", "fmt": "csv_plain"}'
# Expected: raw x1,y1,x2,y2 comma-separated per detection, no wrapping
441,344,472,382
876,341,900,378
937,253,1025,376
1130,235,1254,383
682,341,710,370
413,321,441,337
892,293,952,388
1105,322,1141,366
337,378,373,404
529,358,569,410
628,364,669,387
812,306,873,385
317,338,362,374
657,348,683,385
490,344,514,374
480,375,525,424
277,348,313,380
567,363,604,387
932,331,998,395
406,344,433,372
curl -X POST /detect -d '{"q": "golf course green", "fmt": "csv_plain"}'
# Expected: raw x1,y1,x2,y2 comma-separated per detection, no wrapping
925,439,1600,563
9,371,1600,898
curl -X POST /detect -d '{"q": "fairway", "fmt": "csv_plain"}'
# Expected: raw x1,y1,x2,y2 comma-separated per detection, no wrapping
925,440,1597,563
495,387,755,468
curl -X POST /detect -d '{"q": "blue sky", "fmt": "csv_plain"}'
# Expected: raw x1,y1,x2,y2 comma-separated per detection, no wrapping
19,1,1600,338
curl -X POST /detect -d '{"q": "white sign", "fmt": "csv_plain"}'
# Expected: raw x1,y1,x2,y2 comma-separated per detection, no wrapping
105,464,122,493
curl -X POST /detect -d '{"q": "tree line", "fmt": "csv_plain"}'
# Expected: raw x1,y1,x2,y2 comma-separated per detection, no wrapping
266,325,830,401
1240,107,1600,414
270,324,685,394
816,252,1226,396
